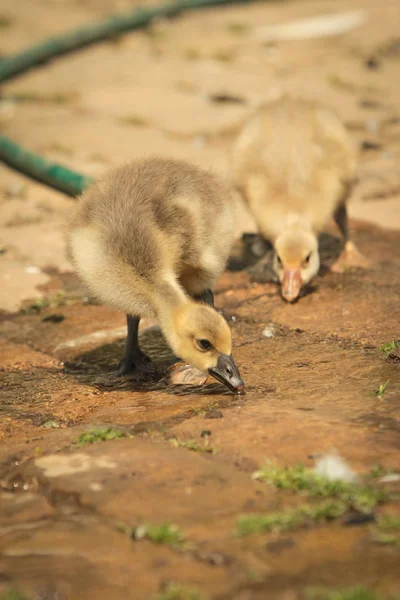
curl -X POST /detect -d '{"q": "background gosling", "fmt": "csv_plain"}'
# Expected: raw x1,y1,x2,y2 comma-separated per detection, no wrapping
68,157,244,393
232,96,369,302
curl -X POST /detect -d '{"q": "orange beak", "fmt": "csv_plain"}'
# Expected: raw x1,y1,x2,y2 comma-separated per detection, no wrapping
281,268,302,302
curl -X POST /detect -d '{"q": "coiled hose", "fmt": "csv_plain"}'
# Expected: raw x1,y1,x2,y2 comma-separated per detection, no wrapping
0,0,252,196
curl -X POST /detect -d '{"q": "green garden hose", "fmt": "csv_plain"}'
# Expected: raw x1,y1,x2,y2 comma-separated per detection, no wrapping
0,0,252,196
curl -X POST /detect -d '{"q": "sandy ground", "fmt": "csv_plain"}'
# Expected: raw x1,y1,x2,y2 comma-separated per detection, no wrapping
0,0,400,599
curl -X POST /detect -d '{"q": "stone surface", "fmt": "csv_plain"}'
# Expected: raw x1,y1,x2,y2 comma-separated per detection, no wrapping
0,0,400,598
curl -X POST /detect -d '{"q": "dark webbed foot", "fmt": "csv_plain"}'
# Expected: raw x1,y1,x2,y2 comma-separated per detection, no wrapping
194,289,214,307
116,350,153,377
114,314,155,378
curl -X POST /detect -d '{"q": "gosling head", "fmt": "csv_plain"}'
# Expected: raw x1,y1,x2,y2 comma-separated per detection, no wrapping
170,303,244,394
274,229,319,302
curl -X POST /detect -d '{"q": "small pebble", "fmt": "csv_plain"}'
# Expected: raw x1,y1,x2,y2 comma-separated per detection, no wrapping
205,409,223,419
25,265,41,275
361,139,381,151
366,119,379,134
379,473,400,483
262,323,277,338
365,56,380,70
342,512,375,526
42,314,65,323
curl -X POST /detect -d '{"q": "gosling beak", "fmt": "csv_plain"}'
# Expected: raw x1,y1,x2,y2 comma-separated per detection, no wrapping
281,268,302,302
208,354,245,394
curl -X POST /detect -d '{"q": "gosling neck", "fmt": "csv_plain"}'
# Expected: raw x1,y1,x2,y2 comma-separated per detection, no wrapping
152,280,190,354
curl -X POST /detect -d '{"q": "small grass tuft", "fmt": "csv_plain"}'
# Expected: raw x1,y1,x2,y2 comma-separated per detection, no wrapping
21,292,66,314
377,515,400,530
252,462,388,511
371,514,400,549
118,522,185,548
74,428,127,446
170,437,215,454
305,586,382,600
368,464,392,480
379,340,400,357
153,583,207,600
0,589,28,600
372,380,390,399
236,501,346,536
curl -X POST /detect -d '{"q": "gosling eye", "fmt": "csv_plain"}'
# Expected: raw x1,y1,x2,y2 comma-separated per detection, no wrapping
303,253,311,266
276,255,283,267
197,339,213,352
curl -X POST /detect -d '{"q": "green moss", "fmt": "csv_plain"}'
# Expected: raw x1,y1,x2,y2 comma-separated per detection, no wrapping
380,340,400,357
236,501,346,536
118,522,185,548
371,514,400,549
21,292,66,314
368,464,392,480
153,583,207,600
377,515,400,530
0,590,28,600
252,462,388,511
170,437,215,454
74,428,127,446
305,587,383,600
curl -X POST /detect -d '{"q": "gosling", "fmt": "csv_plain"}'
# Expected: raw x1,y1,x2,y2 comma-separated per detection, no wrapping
68,157,244,393
232,96,368,302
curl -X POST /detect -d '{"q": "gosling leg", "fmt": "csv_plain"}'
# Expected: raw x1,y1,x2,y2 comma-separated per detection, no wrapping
117,314,152,376
331,202,369,273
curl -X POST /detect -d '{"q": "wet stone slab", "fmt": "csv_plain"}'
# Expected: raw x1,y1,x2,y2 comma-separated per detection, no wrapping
0,221,400,599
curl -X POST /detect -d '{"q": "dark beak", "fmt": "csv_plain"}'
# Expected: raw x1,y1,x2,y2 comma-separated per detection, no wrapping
208,354,245,394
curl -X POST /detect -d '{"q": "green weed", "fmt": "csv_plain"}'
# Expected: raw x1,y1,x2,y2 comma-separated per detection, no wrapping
236,501,346,536
368,464,392,480
21,292,66,314
153,583,207,600
170,437,215,454
74,428,127,446
379,340,400,357
305,586,383,600
371,514,400,549
253,462,388,511
377,515,400,530
373,381,390,399
118,522,185,548
0,589,28,600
